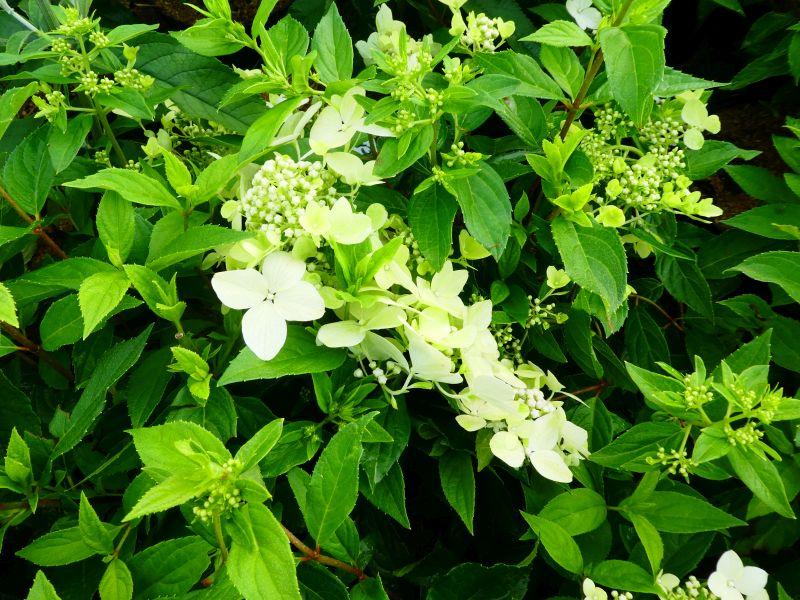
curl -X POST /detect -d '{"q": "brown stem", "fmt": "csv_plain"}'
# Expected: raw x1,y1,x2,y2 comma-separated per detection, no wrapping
282,524,368,580
0,184,68,260
557,0,637,141
0,322,74,381
0,498,60,511
556,381,608,400
631,294,684,332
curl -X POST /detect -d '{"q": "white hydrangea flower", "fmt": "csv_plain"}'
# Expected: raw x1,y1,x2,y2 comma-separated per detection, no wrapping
309,88,392,156
708,550,769,600
317,303,405,348
566,0,601,31
583,578,608,600
300,198,374,245
211,252,325,361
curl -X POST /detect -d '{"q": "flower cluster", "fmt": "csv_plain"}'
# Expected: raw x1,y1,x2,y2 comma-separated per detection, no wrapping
235,155,340,244
581,105,721,224
207,76,587,480
583,550,770,600
191,458,244,523
355,5,440,79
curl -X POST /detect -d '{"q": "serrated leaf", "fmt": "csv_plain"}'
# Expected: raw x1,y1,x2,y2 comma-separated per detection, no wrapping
78,270,130,338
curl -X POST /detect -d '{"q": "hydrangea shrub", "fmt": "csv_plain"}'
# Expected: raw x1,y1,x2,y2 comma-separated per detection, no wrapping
0,0,798,598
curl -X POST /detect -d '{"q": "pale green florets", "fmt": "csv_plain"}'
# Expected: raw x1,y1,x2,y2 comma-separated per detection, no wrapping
191,458,244,523
582,105,719,220
241,154,340,242
646,446,698,481
461,12,504,52
682,376,714,409
724,421,764,446
514,386,557,419
661,576,718,600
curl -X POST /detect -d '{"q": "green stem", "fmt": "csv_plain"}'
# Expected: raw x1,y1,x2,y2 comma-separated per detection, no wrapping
94,105,126,166
213,513,229,564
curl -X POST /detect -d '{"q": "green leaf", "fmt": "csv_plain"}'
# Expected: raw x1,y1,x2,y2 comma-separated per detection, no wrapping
588,560,657,593
67,168,180,209
629,513,663,574
359,463,411,528
725,164,793,203
3,126,55,215
78,270,130,338
306,421,364,546
552,216,627,311
0,281,19,327
352,577,390,600
79,492,114,555
599,25,666,125
622,491,745,533
47,113,92,173
6,257,117,306
724,204,800,240
625,305,669,369
426,563,529,600
473,51,563,100
730,251,800,303
227,504,302,600
728,447,795,519
17,527,96,566
97,192,136,266
0,82,38,142
655,255,713,318
686,140,760,180
235,418,284,471
136,33,264,134
25,571,61,600
219,326,346,385
521,513,583,574
521,20,593,46
438,451,476,534
146,225,252,271
99,559,133,600
125,471,212,520
539,488,607,536
591,422,684,470
238,97,304,164
128,537,212,598
374,126,434,178
0,371,40,439
52,325,152,458
408,184,457,271
173,18,245,56
311,3,353,83
129,420,230,475
450,162,512,260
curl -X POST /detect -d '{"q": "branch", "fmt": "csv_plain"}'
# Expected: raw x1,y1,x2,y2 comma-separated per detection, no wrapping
282,524,368,580
0,184,68,260
631,294,684,332
0,322,74,381
558,0,637,141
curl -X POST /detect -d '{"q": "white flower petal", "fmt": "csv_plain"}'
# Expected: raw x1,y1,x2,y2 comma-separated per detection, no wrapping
530,449,573,483
736,567,768,596
456,414,486,432
273,281,325,322
241,301,288,361
528,410,564,452
717,551,745,581
489,431,525,468
261,251,306,291
211,269,269,310
708,572,729,598
317,320,366,348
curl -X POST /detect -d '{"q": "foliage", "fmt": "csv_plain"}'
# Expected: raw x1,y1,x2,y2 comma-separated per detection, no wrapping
0,0,797,598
